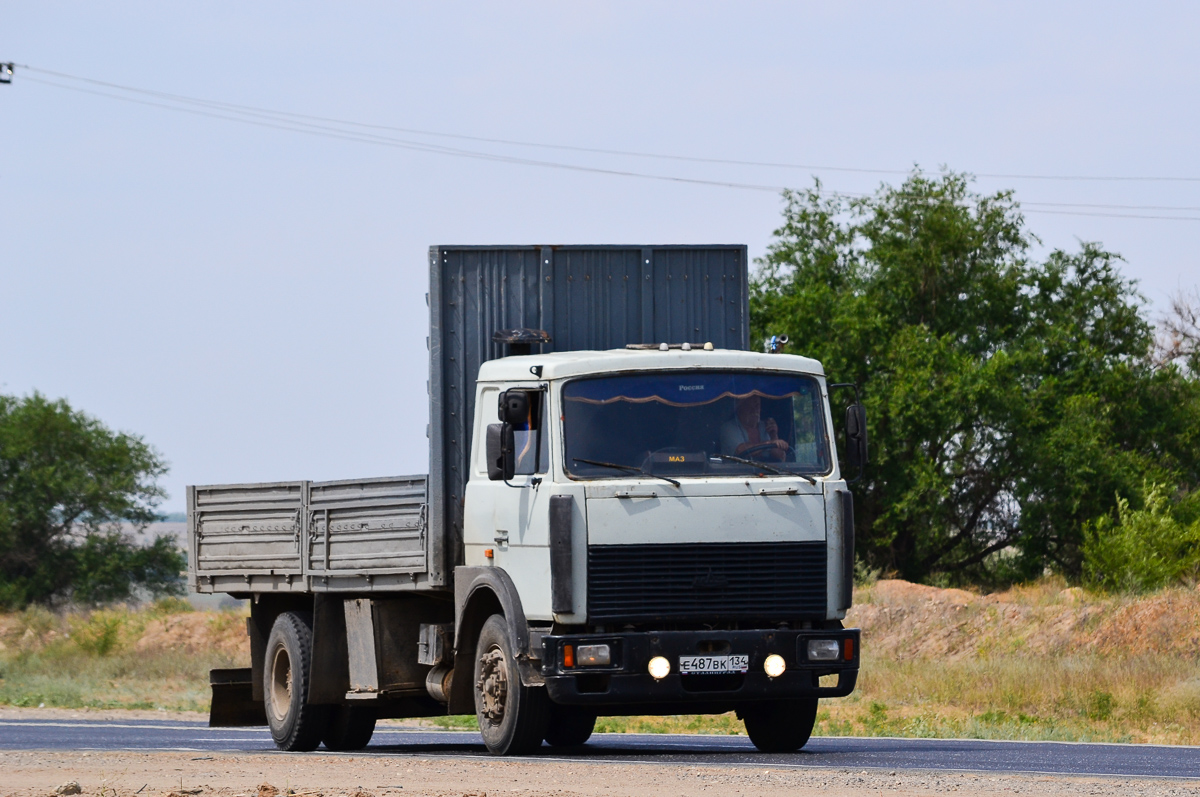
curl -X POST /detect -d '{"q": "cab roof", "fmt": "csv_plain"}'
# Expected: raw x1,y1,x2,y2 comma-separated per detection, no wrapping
476,348,826,382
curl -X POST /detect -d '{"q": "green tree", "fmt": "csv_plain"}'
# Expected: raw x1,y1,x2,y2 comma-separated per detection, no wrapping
753,170,1200,584
0,392,184,608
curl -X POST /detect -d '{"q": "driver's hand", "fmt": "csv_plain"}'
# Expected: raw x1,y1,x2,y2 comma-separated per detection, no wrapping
774,438,789,450
765,418,779,438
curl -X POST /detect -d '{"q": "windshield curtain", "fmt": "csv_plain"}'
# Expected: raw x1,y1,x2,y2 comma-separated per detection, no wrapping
562,371,831,479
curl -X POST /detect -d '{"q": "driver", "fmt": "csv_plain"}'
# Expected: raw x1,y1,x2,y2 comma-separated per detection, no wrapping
720,394,788,461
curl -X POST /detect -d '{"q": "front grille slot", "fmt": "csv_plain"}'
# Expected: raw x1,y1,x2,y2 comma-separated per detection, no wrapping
587,542,827,623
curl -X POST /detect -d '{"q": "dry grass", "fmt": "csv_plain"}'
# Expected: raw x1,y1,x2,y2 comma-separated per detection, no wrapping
578,579,1200,743
0,599,246,712
821,578,1200,744
4,581,1200,744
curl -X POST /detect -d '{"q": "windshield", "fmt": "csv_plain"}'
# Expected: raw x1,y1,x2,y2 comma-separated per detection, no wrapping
562,371,832,480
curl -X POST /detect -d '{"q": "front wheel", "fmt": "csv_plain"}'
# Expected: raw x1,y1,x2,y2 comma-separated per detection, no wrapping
741,698,818,753
474,614,550,755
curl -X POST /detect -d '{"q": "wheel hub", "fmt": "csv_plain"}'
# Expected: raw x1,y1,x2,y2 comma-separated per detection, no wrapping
269,647,293,724
476,646,508,724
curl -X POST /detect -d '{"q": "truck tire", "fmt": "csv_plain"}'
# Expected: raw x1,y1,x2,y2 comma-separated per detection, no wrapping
543,706,596,747
741,698,818,753
263,611,329,752
323,705,376,751
473,614,550,755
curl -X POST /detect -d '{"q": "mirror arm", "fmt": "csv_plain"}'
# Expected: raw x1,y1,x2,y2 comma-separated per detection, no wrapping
828,382,861,405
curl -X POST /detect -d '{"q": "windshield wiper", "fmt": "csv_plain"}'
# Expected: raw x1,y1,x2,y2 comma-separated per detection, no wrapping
572,458,681,488
716,453,815,484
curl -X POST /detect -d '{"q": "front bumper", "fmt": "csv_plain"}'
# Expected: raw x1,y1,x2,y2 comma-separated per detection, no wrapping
541,628,859,709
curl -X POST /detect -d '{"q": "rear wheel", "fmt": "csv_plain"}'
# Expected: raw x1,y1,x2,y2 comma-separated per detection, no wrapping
263,611,329,752
473,614,550,755
741,698,818,753
323,704,376,751
544,706,596,747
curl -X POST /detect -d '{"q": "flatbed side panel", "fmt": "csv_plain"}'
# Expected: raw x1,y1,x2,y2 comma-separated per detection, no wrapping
306,475,429,591
190,481,306,592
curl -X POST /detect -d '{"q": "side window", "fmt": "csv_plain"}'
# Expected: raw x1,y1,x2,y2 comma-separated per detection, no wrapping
790,388,830,471
512,390,549,475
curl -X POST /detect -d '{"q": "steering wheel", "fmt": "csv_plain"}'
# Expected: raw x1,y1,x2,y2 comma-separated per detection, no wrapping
739,441,795,462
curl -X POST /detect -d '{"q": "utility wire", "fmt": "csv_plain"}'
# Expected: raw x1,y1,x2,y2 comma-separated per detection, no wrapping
19,63,1200,186
21,75,787,193
12,67,1200,221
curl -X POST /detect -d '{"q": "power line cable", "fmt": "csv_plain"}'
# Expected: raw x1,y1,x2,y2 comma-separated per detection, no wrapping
12,68,1200,221
20,75,788,193
17,64,1200,186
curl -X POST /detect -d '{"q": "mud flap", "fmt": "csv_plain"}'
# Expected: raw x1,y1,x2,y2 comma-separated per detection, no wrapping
209,668,267,727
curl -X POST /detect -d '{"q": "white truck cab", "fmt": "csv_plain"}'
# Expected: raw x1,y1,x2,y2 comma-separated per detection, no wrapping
466,348,853,623
459,347,861,751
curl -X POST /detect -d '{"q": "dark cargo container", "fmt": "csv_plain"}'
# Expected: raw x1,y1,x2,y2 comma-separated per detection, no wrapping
425,245,750,586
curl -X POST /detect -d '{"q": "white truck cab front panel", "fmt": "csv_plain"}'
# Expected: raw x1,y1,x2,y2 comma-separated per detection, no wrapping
584,481,826,546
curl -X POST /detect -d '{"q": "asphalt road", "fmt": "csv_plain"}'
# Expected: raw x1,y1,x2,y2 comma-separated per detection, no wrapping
1,717,1197,779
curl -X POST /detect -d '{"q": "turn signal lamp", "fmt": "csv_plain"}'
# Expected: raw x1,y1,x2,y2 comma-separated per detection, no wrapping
807,639,840,661
562,644,575,668
763,654,786,678
648,656,670,680
844,639,855,660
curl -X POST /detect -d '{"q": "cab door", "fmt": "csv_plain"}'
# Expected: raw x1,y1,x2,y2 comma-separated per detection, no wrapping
462,384,555,620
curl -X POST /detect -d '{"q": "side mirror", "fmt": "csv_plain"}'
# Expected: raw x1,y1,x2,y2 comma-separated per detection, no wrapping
499,390,530,426
486,423,515,481
844,403,868,470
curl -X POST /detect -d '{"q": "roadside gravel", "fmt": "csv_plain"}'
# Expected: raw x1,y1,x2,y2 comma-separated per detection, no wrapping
3,748,1198,797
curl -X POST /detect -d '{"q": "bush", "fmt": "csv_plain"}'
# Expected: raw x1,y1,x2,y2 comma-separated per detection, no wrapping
149,596,194,617
1083,483,1200,592
70,610,129,656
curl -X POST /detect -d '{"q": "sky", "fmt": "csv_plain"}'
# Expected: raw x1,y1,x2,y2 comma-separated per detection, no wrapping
2,2,1198,513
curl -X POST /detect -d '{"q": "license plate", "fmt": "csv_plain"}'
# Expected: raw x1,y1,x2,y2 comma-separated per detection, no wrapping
678,654,749,674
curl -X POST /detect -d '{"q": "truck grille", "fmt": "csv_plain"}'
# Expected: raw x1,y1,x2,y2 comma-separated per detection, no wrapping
587,542,827,623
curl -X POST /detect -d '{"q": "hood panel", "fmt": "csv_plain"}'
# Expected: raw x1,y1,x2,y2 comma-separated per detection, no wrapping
586,490,826,545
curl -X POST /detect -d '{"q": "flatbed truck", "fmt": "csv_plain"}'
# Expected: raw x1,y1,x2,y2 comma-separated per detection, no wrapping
191,245,865,754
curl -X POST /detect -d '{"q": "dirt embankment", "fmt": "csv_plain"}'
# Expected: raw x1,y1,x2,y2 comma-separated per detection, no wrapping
9,579,1197,663
133,612,248,658
0,606,248,658
848,579,1200,661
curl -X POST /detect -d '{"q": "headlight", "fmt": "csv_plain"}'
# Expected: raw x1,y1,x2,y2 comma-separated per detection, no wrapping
763,654,786,678
648,656,671,680
807,639,841,661
576,644,611,666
